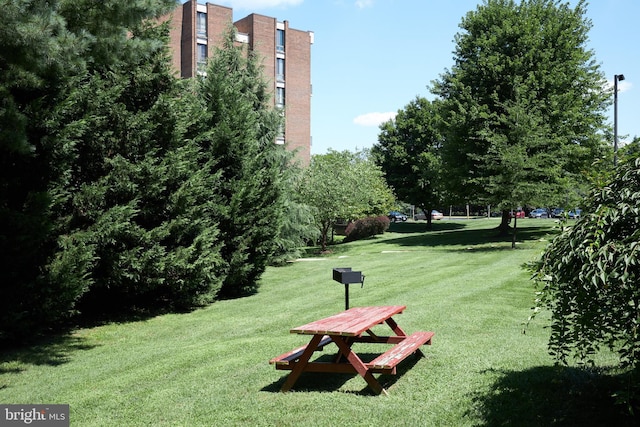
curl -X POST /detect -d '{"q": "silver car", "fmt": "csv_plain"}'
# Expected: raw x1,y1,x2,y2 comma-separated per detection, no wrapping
529,208,549,218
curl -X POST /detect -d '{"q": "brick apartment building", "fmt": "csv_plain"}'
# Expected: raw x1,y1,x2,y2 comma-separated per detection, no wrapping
163,0,314,164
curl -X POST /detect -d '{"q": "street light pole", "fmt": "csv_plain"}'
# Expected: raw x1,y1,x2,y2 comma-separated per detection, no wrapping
614,73,625,166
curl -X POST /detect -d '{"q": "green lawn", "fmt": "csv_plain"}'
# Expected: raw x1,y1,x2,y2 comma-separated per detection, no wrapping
0,219,633,426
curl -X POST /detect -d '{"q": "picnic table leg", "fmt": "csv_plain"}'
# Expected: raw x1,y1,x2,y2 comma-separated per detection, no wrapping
280,334,323,392
333,336,355,363
385,317,407,336
386,317,424,357
332,337,388,396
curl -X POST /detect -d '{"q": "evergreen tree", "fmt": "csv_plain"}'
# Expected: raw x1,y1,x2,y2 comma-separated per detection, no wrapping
56,19,224,314
269,165,319,265
0,0,88,341
196,28,291,298
0,0,218,340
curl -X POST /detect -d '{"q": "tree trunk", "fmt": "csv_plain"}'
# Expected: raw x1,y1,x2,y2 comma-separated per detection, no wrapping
497,210,512,236
320,222,330,252
417,206,433,230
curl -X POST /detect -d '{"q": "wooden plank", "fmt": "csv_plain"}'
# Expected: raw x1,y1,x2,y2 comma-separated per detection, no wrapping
290,306,400,335
338,306,404,336
367,331,434,370
350,335,407,344
290,306,406,336
331,335,386,395
275,361,359,374
269,335,333,365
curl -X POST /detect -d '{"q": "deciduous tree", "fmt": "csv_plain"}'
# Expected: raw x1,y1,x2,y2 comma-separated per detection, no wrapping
299,150,395,251
531,156,640,390
432,0,609,235
372,96,443,228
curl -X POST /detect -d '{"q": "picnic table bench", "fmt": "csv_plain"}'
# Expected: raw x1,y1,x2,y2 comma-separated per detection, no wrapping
270,305,434,395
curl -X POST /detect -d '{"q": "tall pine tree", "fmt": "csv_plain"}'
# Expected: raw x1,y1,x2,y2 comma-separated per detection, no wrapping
196,28,291,298
0,0,89,341
55,13,225,315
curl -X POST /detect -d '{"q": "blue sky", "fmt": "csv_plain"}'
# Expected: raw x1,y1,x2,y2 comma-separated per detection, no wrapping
204,0,637,155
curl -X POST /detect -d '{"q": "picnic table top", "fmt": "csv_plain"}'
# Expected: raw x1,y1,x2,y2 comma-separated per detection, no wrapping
290,305,406,337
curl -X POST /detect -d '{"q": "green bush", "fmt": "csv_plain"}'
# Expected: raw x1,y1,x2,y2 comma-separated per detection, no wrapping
344,216,390,242
532,156,640,372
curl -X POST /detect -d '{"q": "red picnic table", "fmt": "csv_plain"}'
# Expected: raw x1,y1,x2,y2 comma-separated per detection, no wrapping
269,305,434,395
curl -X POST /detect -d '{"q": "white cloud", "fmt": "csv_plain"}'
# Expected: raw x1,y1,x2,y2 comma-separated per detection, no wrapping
618,80,632,93
353,111,397,127
220,0,303,10
355,0,374,9
606,78,632,93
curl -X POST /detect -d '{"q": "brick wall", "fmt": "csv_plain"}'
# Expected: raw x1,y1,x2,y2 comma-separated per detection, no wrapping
163,1,312,165
206,3,232,53
283,24,312,164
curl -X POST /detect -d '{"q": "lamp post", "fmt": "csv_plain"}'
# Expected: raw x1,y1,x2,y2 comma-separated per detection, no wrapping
614,74,625,166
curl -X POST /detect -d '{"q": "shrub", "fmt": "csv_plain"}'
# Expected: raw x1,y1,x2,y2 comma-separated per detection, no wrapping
531,156,640,409
344,216,390,242
532,156,640,369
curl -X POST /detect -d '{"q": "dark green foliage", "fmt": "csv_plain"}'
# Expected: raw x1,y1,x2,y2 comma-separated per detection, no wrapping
344,216,390,242
196,29,291,298
269,177,320,265
0,0,89,341
373,96,443,229
432,0,609,230
0,0,223,341
532,156,640,371
57,23,225,314
1,0,305,341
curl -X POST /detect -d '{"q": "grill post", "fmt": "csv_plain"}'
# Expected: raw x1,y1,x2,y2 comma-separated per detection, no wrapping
332,268,365,310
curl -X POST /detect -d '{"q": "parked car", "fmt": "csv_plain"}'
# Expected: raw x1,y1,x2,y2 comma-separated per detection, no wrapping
510,209,525,219
388,211,408,222
551,208,564,218
529,208,549,219
431,210,444,220
568,209,582,219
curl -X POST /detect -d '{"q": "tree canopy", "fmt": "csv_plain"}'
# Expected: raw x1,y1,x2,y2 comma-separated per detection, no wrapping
298,150,395,251
372,96,443,227
195,29,293,298
432,0,609,231
0,1,305,342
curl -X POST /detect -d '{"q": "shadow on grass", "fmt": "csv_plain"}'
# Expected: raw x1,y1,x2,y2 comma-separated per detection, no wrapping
388,221,468,234
307,221,556,256
380,224,554,250
262,352,422,396
0,334,97,378
469,365,638,426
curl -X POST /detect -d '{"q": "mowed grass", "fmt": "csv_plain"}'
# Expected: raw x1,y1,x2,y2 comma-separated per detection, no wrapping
0,219,633,426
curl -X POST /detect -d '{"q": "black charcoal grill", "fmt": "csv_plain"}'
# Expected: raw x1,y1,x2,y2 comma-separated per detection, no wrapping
332,267,365,310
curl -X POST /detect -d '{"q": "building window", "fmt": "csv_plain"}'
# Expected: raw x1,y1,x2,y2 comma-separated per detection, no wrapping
276,29,285,52
197,12,207,38
276,58,285,82
276,87,285,109
197,44,207,71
